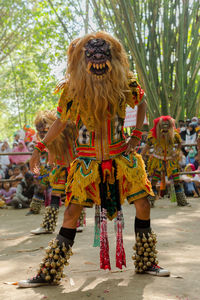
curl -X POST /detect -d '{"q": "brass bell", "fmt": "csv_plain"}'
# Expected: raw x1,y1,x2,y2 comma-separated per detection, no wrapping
45,275,51,281
148,237,153,243
138,262,143,267
142,236,147,243
132,255,136,260
144,252,149,257
146,248,151,252
144,243,149,248
146,261,151,267
143,265,147,270
50,268,56,274
51,262,56,268
54,254,59,260
137,242,142,247
143,257,148,262
136,236,141,243
136,256,140,261
150,257,154,262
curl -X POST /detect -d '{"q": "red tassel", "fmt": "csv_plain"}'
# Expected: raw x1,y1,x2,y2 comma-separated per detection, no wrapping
100,208,111,270
116,211,126,269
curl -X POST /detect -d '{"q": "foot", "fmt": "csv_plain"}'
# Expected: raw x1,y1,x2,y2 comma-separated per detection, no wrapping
76,226,83,232
145,264,170,277
177,201,191,207
30,227,52,235
26,210,35,216
18,274,52,288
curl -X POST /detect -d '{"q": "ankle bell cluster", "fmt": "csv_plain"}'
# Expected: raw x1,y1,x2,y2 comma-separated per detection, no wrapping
30,197,43,214
37,238,73,284
42,207,59,232
132,231,158,273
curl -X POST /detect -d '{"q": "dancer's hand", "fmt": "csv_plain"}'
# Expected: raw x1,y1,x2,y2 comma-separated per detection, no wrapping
125,137,140,155
30,150,40,175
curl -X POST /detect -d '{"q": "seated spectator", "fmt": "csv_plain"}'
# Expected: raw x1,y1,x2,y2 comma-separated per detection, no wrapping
20,164,29,178
9,166,23,187
4,167,14,179
186,146,197,165
0,182,16,205
9,140,31,165
181,164,199,197
9,172,36,209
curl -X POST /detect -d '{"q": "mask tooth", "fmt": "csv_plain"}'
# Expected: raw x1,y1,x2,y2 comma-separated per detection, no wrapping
106,60,112,71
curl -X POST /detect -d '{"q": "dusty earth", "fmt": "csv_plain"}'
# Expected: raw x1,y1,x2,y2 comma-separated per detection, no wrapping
0,197,200,300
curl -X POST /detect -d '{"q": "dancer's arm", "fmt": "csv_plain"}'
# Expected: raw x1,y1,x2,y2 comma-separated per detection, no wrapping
30,119,67,173
125,100,147,155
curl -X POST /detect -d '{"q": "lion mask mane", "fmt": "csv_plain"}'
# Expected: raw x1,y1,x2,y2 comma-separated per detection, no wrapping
60,31,132,129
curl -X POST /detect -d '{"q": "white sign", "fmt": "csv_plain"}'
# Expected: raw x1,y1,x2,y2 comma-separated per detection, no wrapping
124,106,148,128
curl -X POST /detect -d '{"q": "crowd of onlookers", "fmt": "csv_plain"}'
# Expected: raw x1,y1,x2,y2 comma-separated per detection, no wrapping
0,129,38,209
0,117,199,209
177,117,200,197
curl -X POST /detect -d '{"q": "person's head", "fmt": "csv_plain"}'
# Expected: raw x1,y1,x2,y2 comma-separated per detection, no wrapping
3,182,10,190
186,119,191,127
27,142,34,152
178,120,185,128
188,123,196,132
34,111,56,140
14,133,20,141
13,166,20,176
24,172,34,185
20,164,28,175
18,140,25,151
8,168,13,177
12,141,18,148
191,117,198,123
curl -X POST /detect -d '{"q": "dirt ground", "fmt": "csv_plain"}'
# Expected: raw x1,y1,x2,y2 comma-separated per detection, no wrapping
0,196,200,300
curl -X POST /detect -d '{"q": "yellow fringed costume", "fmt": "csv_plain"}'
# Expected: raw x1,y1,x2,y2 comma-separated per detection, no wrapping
57,72,153,219
147,130,181,182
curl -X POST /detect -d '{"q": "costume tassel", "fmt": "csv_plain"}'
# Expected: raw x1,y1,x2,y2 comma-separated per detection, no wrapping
114,209,124,232
116,211,126,269
170,181,177,203
93,205,100,247
100,208,111,270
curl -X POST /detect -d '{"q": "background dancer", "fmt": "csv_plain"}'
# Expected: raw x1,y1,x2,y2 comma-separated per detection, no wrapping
142,116,190,207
